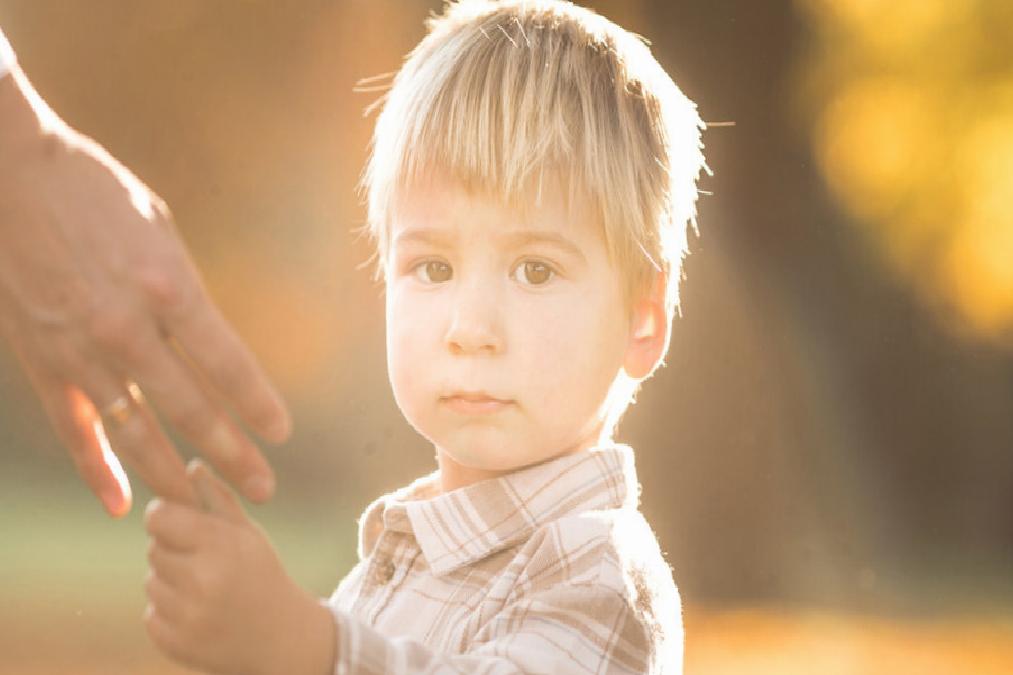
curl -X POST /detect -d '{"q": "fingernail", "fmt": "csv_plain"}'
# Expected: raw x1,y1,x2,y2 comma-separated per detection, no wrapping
209,424,241,462
144,498,162,516
244,474,275,502
193,469,217,513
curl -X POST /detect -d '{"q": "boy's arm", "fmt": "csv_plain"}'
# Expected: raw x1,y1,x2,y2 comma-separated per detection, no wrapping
143,461,658,675
143,461,334,675
324,577,657,675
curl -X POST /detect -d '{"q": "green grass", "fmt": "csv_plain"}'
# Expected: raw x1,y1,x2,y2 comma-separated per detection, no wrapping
1,481,360,601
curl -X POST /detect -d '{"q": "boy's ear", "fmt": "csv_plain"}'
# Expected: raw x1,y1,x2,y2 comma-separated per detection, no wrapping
623,271,668,380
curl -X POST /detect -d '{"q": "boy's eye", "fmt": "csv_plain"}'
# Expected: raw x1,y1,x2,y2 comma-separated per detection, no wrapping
512,260,555,286
413,260,453,283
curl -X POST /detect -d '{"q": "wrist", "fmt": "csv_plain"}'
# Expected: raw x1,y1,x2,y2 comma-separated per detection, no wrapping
260,589,336,675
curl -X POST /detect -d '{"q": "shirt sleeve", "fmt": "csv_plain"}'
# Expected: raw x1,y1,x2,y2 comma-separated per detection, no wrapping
0,27,15,79
327,582,656,675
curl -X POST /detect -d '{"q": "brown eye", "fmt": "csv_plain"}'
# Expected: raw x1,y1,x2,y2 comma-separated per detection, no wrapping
414,260,452,283
513,260,555,286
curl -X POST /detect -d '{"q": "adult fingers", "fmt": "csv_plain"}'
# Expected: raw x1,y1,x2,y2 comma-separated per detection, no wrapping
80,372,197,509
145,264,292,445
108,318,274,503
22,362,131,517
144,498,209,553
187,459,247,525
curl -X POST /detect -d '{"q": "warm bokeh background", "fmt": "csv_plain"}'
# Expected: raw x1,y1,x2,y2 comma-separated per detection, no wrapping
1,1,1011,673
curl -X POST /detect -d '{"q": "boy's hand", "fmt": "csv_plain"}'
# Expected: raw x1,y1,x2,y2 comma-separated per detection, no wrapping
143,460,335,675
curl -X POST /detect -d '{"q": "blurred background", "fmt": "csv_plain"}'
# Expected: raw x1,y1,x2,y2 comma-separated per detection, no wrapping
1,1,1011,673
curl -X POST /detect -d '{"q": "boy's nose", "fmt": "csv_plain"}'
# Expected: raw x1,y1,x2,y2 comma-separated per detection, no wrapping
444,284,504,356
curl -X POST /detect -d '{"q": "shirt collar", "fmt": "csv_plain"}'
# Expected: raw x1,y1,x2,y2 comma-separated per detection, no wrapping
356,444,639,576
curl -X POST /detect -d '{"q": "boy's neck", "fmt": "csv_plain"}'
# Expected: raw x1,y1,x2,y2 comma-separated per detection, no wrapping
434,434,608,493
436,452,511,493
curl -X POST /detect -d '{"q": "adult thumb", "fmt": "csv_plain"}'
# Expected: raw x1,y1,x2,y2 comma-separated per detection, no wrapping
187,458,247,525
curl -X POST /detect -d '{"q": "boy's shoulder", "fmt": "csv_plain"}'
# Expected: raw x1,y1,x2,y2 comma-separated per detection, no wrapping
508,500,683,672
520,503,680,610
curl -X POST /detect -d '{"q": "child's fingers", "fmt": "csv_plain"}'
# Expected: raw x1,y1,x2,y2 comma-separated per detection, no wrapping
187,458,247,525
143,604,188,664
144,498,208,552
144,570,186,623
147,539,193,590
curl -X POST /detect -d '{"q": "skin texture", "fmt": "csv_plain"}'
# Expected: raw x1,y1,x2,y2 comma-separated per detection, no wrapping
386,173,668,492
0,64,290,516
144,461,335,675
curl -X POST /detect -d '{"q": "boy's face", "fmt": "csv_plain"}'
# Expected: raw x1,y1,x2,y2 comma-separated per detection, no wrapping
385,173,635,487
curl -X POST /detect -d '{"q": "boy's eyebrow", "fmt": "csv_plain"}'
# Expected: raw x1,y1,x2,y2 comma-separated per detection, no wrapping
393,228,586,263
392,228,455,249
500,230,587,263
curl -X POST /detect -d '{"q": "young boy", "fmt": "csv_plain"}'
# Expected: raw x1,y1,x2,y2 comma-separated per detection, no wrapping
142,1,707,673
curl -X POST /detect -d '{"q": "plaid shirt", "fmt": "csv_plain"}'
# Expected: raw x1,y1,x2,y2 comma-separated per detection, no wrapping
325,444,682,674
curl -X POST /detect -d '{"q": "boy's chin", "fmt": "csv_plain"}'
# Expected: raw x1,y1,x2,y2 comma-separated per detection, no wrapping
439,447,522,474
433,431,539,474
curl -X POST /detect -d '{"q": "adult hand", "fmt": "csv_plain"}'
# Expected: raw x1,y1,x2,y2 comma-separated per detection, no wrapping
0,60,291,516
143,461,335,675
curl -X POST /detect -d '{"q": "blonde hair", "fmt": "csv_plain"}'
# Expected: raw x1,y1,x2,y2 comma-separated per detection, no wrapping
360,0,708,437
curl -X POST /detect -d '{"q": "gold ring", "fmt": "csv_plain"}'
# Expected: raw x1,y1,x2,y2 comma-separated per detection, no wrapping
100,382,145,429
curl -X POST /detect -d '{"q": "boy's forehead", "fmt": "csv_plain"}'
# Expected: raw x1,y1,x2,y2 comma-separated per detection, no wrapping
391,171,601,244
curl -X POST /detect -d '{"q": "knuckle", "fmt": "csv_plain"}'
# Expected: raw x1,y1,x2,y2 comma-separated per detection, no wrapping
86,306,139,352
171,402,218,443
137,266,186,311
138,265,198,322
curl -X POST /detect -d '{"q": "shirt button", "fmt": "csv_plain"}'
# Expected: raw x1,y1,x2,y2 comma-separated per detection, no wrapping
373,559,396,584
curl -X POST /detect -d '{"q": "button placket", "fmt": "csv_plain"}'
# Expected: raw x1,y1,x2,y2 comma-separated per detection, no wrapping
372,557,396,585
364,534,406,625
368,531,401,590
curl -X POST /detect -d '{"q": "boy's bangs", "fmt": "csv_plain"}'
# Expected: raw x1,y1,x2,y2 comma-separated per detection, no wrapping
384,19,604,239
363,0,707,315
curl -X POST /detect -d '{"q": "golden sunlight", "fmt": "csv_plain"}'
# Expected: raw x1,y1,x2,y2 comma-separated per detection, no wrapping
798,0,1013,344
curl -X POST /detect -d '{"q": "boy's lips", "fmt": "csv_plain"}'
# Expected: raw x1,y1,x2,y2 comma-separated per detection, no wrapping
440,391,514,414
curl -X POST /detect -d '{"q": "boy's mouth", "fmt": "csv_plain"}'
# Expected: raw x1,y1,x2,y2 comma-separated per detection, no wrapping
440,391,514,414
